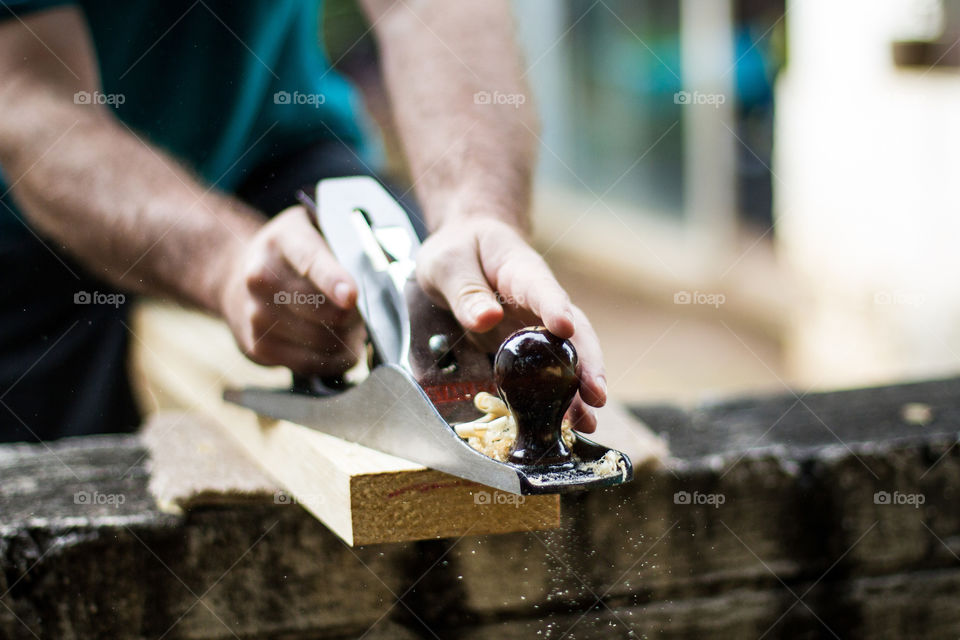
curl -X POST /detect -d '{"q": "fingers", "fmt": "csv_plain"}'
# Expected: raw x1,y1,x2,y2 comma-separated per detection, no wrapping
224,204,367,376
417,236,505,333
565,396,597,433
246,268,357,326
563,308,604,432
271,205,358,310
418,221,606,416
568,305,606,408
265,306,365,355
481,234,576,339
246,336,359,376
236,292,362,370
486,234,605,407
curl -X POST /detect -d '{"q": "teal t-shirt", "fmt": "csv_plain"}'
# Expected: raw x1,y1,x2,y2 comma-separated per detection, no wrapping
0,0,374,236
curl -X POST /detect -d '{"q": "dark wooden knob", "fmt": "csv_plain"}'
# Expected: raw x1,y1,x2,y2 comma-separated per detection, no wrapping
494,327,579,467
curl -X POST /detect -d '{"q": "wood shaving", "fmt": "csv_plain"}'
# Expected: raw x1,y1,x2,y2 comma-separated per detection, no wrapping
581,449,628,478
454,392,575,462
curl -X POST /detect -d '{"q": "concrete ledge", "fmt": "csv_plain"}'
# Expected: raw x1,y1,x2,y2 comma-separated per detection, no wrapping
0,436,414,639
3,376,960,638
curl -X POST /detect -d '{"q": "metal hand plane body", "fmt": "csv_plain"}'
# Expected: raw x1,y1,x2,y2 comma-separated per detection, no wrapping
224,177,633,495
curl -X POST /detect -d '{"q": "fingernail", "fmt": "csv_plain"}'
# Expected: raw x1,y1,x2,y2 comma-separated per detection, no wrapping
334,282,352,307
597,375,608,397
563,310,576,330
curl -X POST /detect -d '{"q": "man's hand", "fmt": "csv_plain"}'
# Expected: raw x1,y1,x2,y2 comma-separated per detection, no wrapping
219,206,365,376
417,218,607,433
361,1,607,431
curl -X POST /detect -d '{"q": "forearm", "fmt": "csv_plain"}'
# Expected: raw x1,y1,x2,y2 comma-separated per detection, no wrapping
365,0,538,233
0,78,263,313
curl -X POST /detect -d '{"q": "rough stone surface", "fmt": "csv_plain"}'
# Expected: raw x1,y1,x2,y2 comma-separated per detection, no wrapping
0,436,412,639
3,376,960,638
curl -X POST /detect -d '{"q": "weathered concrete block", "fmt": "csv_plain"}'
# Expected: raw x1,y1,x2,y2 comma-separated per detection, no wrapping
844,568,960,639
819,444,960,577
5,376,960,638
451,588,799,639
597,379,960,597
448,508,595,618
583,456,813,602
0,435,413,639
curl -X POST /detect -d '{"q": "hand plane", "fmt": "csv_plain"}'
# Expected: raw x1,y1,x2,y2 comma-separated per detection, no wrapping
224,176,633,495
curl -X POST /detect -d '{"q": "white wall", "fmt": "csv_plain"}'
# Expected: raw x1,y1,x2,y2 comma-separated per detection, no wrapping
776,0,960,387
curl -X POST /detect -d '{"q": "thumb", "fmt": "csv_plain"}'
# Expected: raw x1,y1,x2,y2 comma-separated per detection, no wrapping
419,252,504,332
273,205,357,309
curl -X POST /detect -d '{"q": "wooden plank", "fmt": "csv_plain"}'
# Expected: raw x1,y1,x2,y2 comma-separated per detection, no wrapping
128,301,560,546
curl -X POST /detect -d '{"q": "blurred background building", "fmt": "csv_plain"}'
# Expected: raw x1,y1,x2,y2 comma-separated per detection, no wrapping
326,0,960,406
